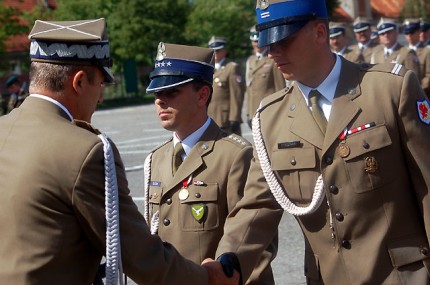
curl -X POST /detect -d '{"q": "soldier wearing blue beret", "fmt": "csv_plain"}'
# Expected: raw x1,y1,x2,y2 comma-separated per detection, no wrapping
216,0,430,284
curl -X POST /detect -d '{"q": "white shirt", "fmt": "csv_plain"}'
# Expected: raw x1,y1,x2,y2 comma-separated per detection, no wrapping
215,58,226,70
296,54,342,121
173,117,211,161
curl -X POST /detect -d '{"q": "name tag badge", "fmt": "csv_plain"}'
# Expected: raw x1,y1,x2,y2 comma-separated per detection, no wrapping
150,181,161,187
278,141,301,149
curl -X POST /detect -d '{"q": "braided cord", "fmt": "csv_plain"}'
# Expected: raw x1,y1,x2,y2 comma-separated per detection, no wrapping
98,134,124,285
252,110,325,216
143,153,153,224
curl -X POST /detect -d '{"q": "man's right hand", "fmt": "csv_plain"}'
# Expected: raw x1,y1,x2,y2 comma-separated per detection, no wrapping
202,258,240,285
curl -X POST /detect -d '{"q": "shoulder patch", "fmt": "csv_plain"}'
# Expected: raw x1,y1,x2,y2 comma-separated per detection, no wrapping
363,62,407,76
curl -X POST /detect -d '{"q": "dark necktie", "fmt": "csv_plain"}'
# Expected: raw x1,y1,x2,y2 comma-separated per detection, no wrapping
172,143,185,175
309,89,327,134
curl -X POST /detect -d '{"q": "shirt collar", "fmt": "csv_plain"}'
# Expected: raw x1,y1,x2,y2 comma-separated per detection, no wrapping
297,54,341,104
30,94,73,121
385,42,398,54
215,58,226,70
173,117,211,155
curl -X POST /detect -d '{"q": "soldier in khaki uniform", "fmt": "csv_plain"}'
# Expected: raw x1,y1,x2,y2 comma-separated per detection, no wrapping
245,25,286,128
421,19,430,46
371,18,421,77
216,0,430,284
350,17,380,64
403,19,430,96
0,19,236,285
329,22,364,63
5,74,28,113
145,42,277,285
207,36,243,135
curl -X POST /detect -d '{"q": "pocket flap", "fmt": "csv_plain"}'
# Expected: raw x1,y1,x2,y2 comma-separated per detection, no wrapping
180,184,218,204
271,146,316,171
388,235,430,267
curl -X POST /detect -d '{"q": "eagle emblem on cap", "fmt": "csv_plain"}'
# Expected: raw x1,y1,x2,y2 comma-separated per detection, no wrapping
156,42,166,61
257,0,269,9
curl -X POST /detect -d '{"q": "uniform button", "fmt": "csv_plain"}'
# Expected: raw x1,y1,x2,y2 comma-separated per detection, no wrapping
329,185,339,194
166,198,172,205
325,156,333,165
363,140,370,149
421,247,429,256
335,212,344,221
195,193,201,198
291,159,297,166
163,219,170,226
341,240,351,249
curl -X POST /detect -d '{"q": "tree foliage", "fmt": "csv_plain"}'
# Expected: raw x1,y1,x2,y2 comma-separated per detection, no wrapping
0,0,28,53
401,0,430,19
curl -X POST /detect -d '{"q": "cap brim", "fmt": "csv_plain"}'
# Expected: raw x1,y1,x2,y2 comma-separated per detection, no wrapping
146,76,194,93
101,67,115,84
258,21,308,47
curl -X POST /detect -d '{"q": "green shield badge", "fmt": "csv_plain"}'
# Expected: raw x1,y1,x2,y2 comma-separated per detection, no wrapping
191,204,205,222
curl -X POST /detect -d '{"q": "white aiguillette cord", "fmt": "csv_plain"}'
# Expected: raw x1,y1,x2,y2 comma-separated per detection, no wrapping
252,110,325,216
98,133,124,285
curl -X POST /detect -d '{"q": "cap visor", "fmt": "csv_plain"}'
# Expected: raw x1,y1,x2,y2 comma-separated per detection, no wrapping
258,21,308,47
146,76,194,93
101,67,115,84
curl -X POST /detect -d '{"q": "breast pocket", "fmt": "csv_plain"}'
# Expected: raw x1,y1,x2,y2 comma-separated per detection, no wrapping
343,124,392,193
180,183,219,232
271,146,318,202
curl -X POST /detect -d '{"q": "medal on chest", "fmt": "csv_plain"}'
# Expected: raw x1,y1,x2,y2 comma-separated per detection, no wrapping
178,175,193,201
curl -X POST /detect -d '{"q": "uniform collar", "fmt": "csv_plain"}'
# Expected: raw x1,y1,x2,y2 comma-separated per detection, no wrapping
173,117,211,155
30,94,73,121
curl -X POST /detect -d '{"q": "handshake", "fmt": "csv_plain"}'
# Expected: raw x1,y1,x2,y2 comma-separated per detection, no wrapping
202,253,242,285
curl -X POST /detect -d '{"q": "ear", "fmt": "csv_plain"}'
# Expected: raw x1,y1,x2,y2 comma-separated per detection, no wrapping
197,85,211,107
72,70,86,95
315,21,328,44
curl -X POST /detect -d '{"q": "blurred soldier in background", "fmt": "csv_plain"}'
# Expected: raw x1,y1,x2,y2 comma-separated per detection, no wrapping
403,18,430,96
5,74,28,113
245,25,286,128
207,36,243,135
329,22,364,63
420,19,430,46
351,17,380,63
371,18,420,77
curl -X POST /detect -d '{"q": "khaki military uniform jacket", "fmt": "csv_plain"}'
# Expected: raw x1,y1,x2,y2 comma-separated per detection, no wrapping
0,96,208,285
371,43,421,77
217,58,430,284
415,43,430,95
349,40,380,63
337,46,364,64
245,54,286,121
145,120,276,285
208,59,244,130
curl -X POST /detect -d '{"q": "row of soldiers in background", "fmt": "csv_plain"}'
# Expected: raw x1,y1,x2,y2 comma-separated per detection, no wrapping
206,30,287,135
329,17,430,96
1,75,29,115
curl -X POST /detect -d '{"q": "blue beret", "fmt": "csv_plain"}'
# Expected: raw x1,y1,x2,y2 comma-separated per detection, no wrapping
255,0,328,47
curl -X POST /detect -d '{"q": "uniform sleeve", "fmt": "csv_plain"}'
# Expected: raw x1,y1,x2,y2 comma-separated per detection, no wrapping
421,49,430,96
228,63,244,123
72,141,208,285
216,146,283,283
405,50,421,79
398,70,430,246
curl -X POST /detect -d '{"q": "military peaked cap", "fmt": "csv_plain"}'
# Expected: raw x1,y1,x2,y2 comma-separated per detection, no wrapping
329,22,346,38
250,25,259,41
255,0,328,47
377,18,398,35
420,18,430,32
403,19,420,34
146,42,215,93
208,36,227,50
353,17,372,33
28,18,114,83
5,75,19,88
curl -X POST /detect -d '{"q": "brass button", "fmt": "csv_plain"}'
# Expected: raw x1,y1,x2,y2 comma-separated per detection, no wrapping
163,219,170,226
195,193,201,198
291,159,297,166
329,185,339,194
335,212,344,221
166,198,172,205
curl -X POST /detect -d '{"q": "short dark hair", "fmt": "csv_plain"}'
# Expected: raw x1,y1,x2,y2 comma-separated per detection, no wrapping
190,80,213,107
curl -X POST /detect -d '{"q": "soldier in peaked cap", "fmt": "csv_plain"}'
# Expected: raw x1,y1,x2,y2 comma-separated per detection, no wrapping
403,18,430,96
4,74,28,114
145,42,277,285
207,36,244,136
420,18,430,46
216,0,430,284
350,17,380,63
245,25,286,129
0,19,235,285
371,18,421,77
329,22,364,63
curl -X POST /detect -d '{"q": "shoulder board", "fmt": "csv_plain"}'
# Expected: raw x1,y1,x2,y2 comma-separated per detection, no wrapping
359,62,407,76
224,133,251,147
257,86,291,113
150,138,172,154
73,119,101,135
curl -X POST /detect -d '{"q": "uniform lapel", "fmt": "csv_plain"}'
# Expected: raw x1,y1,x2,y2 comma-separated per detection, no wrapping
322,58,362,153
164,121,218,194
289,87,325,149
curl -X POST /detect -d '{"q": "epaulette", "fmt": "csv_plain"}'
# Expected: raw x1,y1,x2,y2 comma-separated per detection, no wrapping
257,86,292,113
360,62,408,77
73,119,101,135
149,138,172,154
224,133,251,147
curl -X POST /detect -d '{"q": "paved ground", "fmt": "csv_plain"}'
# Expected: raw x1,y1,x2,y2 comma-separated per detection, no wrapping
92,102,306,284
